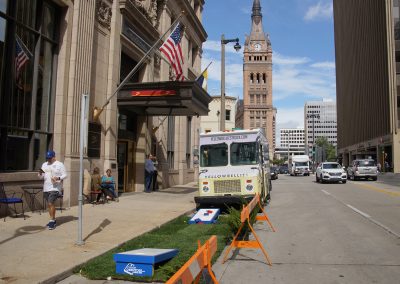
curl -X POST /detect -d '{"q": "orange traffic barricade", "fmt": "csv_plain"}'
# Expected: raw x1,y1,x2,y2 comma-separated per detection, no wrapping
222,193,275,265
166,235,218,284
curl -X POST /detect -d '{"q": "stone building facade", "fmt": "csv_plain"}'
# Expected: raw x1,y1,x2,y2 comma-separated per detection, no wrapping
0,0,209,208
200,96,237,133
242,0,276,158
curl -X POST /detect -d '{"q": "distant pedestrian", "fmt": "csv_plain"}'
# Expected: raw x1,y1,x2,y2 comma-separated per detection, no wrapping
38,150,67,230
145,154,155,193
101,169,118,202
151,155,159,191
384,161,390,172
377,162,381,173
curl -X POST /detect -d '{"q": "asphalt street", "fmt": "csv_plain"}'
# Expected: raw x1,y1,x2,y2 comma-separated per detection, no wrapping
213,174,400,284
5,174,398,284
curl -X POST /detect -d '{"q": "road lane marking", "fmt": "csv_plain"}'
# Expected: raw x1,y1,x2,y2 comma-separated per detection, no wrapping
345,204,400,238
321,191,400,238
346,204,371,218
352,182,400,197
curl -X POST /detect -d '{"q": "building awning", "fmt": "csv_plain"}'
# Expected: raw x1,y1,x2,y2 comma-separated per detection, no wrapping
118,81,212,116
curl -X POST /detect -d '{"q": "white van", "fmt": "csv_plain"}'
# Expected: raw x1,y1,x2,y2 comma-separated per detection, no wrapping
195,128,271,208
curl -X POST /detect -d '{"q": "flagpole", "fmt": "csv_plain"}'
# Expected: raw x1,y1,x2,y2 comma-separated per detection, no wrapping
195,61,213,80
93,12,185,121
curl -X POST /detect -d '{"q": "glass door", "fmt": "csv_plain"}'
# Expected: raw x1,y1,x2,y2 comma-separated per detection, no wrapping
117,141,128,193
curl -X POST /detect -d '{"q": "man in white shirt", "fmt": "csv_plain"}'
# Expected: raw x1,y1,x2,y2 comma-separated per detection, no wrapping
38,150,67,230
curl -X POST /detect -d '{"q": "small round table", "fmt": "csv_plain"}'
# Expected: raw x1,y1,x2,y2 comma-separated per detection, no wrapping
21,185,43,214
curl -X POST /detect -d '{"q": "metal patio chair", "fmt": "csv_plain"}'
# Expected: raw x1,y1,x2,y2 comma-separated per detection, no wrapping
0,183,25,221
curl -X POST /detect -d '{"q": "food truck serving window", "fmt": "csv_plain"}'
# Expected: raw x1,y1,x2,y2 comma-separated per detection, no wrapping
200,143,228,167
230,142,259,165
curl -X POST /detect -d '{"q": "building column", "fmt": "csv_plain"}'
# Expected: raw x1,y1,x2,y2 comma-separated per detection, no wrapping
59,1,96,207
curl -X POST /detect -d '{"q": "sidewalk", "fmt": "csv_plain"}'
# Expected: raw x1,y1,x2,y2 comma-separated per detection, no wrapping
376,172,400,186
0,183,198,284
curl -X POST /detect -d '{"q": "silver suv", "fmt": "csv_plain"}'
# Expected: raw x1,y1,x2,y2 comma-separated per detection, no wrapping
347,159,378,181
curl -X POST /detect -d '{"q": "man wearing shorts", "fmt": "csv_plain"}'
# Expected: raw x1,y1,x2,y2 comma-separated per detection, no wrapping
38,150,67,230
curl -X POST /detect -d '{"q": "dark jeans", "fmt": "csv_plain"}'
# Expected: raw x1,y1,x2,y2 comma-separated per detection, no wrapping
101,183,117,198
96,188,109,202
145,172,153,192
152,170,158,191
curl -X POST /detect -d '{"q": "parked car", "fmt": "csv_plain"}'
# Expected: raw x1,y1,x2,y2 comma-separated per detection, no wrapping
347,159,378,181
316,162,347,183
270,166,279,180
279,165,289,174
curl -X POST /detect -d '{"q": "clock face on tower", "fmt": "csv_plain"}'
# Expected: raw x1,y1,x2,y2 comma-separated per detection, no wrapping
254,43,261,51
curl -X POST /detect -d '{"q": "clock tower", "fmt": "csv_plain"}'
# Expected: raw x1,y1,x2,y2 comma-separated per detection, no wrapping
243,0,276,158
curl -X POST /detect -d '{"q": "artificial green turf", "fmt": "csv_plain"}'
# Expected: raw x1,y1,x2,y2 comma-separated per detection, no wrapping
78,215,232,282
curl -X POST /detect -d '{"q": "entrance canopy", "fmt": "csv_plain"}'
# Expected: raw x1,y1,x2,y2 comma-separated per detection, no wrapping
118,81,212,116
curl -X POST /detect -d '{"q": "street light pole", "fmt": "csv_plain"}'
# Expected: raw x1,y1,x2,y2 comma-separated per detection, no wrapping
307,113,320,166
220,35,241,131
286,130,290,162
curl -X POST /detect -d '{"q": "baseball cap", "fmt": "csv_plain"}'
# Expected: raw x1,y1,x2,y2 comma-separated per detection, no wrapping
46,150,56,159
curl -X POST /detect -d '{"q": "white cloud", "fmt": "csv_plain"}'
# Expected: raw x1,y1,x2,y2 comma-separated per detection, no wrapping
275,107,305,146
272,53,336,101
310,61,335,69
274,53,310,66
304,1,333,21
201,50,336,138
273,65,335,101
201,53,243,98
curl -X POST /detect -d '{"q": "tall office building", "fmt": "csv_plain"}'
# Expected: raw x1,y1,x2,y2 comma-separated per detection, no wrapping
242,0,276,158
304,100,337,155
280,128,305,149
275,128,305,160
333,0,399,172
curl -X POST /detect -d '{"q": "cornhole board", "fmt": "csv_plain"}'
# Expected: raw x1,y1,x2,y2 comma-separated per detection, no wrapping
113,248,178,277
188,208,220,224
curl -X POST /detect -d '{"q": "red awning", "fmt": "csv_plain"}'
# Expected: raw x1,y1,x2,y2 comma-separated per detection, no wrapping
118,81,212,116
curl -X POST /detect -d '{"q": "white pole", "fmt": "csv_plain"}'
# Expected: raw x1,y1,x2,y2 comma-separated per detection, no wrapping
77,93,89,246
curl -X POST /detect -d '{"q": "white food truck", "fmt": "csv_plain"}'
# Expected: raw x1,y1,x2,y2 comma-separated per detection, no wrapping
195,128,271,208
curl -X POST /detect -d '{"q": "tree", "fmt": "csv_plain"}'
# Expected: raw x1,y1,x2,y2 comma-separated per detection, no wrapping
315,137,337,162
271,158,286,165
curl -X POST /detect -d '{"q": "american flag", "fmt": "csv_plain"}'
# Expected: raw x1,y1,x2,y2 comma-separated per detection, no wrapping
15,36,30,81
159,23,185,81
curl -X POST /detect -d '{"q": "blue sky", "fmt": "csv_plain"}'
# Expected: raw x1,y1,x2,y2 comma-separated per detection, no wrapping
201,0,335,143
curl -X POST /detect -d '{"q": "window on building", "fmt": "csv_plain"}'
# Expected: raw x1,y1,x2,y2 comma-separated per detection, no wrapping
250,94,254,104
226,110,231,121
167,116,175,169
186,116,192,169
394,0,400,40
0,0,61,171
192,46,198,67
